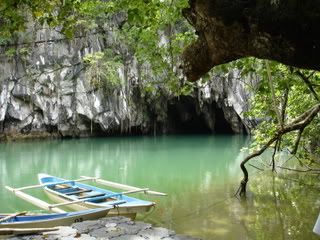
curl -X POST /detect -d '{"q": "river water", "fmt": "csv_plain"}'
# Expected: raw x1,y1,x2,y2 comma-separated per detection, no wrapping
0,135,319,239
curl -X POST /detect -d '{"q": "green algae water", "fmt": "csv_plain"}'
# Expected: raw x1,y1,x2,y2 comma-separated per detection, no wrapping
0,135,319,239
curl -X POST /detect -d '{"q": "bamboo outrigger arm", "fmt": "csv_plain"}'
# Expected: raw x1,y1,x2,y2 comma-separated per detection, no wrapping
5,186,65,213
13,177,97,191
47,188,150,209
80,176,167,196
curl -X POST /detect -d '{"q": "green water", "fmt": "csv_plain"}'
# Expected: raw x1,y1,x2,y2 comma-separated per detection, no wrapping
0,135,319,239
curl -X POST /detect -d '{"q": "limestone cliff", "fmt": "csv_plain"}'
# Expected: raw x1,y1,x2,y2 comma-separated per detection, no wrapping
0,23,251,140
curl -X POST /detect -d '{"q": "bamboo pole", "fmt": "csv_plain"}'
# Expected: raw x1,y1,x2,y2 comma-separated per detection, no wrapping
15,177,96,191
0,212,27,223
81,176,167,196
5,187,65,213
48,188,149,209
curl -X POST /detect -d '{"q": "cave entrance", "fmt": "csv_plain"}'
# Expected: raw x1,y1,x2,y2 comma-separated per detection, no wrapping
167,96,212,134
212,105,234,134
167,96,234,134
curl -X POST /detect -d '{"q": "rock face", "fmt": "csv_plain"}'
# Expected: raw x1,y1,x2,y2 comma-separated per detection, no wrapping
166,70,254,134
0,22,251,140
182,0,320,81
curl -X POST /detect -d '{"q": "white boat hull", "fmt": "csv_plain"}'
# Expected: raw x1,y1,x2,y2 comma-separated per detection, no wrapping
44,189,153,219
0,209,110,229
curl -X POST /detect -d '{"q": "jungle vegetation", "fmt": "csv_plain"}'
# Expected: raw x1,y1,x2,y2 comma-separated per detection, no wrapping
0,0,319,195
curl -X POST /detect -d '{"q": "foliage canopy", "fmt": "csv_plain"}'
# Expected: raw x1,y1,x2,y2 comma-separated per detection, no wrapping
1,0,319,194
218,58,320,195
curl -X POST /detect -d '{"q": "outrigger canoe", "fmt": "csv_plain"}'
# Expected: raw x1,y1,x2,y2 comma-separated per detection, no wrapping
38,174,163,218
0,208,111,229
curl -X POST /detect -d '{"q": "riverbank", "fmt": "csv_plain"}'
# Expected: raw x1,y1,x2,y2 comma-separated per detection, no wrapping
6,216,200,240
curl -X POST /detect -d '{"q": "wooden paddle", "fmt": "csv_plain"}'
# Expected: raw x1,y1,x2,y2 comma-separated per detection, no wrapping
0,211,28,223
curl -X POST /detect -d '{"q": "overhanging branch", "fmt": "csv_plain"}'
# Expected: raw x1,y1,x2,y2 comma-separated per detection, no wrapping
237,103,320,196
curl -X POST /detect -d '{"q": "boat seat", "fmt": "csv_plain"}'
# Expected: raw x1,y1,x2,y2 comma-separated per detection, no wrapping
65,189,92,195
52,186,74,193
48,181,75,188
86,195,126,204
78,193,105,199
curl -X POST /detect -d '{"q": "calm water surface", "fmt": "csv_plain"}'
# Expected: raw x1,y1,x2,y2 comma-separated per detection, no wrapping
0,135,319,239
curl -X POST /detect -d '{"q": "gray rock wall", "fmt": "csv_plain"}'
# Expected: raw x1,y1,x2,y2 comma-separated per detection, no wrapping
0,23,251,140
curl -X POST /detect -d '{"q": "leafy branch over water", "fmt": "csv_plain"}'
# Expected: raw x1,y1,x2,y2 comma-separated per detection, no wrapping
220,59,320,196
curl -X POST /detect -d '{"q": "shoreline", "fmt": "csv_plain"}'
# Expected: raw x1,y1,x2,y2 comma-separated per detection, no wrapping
6,216,201,240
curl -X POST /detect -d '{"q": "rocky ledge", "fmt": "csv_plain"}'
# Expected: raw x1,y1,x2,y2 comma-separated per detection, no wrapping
8,217,200,240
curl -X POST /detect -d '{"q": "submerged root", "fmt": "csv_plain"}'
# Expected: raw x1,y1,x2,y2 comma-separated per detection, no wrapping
235,179,248,197
239,179,248,196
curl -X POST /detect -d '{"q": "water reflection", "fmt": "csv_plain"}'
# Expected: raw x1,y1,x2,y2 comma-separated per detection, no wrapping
238,172,320,240
0,135,318,239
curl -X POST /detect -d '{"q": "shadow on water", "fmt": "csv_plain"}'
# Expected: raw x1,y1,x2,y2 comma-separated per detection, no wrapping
0,135,319,239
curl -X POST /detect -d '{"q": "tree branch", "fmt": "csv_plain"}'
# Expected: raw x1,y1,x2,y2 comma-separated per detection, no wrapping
277,166,320,173
249,163,265,171
290,103,320,125
265,60,282,126
281,86,289,126
237,103,320,196
291,127,305,155
296,70,319,101
270,140,278,171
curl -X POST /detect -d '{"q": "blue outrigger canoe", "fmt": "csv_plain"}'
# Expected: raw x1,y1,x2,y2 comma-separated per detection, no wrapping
0,208,111,229
38,174,155,218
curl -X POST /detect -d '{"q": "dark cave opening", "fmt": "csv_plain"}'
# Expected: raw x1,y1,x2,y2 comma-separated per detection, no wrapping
167,96,235,134
212,105,234,134
167,97,211,134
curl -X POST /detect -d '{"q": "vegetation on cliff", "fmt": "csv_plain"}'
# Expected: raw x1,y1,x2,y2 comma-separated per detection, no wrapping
0,0,319,195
